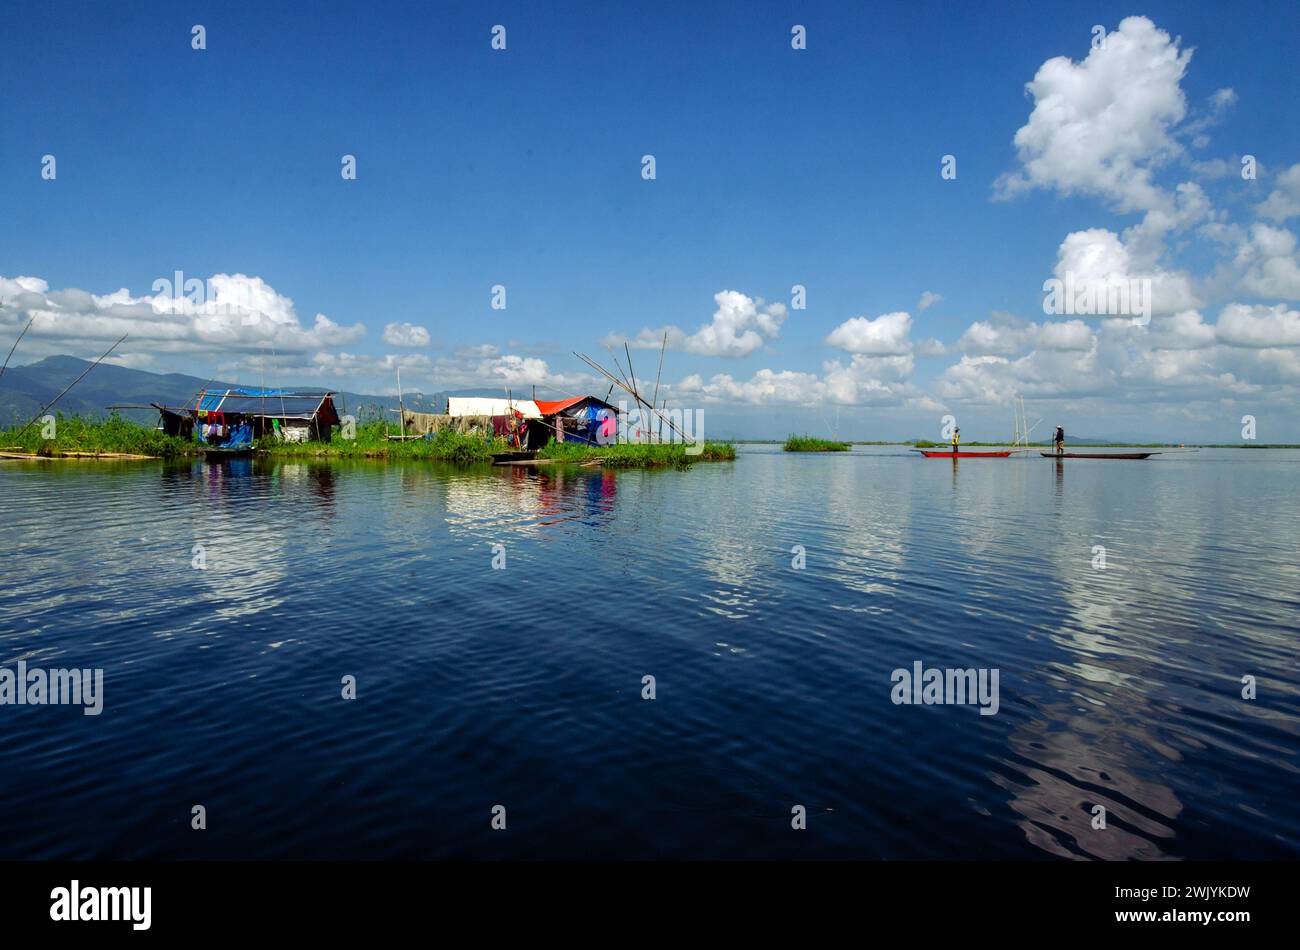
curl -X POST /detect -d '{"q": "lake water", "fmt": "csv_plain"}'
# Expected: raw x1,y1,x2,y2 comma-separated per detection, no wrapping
1,446,1297,859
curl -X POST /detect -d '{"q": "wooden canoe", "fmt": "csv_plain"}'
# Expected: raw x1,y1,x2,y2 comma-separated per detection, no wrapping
1040,452,1156,459
204,446,255,460
491,450,538,465
915,450,1012,458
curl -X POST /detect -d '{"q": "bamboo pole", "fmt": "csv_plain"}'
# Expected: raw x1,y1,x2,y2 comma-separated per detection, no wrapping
621,343,655,444
16,334,127,437
575,351,695,445
506,387,517,448
0,317,35,385
650,331,666,443
271,339,287,429
624,342,639,402
397,367,406,439
623,342,649,442
604,345,631,392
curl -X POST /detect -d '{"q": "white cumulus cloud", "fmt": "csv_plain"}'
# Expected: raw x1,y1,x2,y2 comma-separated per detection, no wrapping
608,290,787,358
1215,302,1300,348
1050,228,1202,316
1257,163,1300,223
994,16,1193,215
1233,224,1300,300
0,272,365,359
381,322,432,347
825,311,913,355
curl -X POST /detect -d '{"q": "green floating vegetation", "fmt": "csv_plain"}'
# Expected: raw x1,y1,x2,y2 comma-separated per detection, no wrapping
1222,443,1300,449
0,416,504,463
783,434,850,452
0,413,193,458
264,422,502,464
537,440,735,467
0,415,738,467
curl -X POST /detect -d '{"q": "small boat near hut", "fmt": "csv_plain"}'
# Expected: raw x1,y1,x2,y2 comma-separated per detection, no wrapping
491,450,537,465
202,445,256,461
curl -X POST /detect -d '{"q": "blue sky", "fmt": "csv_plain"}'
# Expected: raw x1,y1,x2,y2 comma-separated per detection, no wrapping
3,1,1300,440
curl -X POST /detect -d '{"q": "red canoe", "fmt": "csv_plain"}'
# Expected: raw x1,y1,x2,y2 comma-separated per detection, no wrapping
916,450,1012,458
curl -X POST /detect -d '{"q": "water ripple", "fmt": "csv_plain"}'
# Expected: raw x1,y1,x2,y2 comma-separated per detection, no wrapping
0,448,1296,858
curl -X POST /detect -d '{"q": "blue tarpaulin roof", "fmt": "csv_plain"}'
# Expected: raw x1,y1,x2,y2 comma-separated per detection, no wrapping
193,389,337,421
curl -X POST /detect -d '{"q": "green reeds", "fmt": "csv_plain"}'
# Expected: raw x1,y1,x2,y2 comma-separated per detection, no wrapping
0,414,742,466
262,421,501,463
0,413,191,457
783,434,850,452
537,440,735,467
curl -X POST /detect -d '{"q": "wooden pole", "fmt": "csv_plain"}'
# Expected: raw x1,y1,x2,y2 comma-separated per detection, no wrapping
271,340,287,430
16,334,127,437
623,342,649,443
397,367,406,439
605,346,630,390
506,387,515,448
624,342,638,396
0,317,35,385
650,331,666,443
575,351,694,445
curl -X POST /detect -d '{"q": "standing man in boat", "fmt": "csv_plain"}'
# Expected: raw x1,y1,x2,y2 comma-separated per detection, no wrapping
951,426,960,455
1054,424,1065,456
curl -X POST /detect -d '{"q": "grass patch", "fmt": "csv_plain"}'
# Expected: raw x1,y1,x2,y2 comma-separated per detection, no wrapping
0,413,193,458
263,421,503,463
0,416,505,464
537,440,735,467
784,434,851,452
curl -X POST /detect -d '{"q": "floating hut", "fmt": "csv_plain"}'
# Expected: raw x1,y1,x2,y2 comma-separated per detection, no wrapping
155,388,341,451
397,394,619,451
534,396,618,446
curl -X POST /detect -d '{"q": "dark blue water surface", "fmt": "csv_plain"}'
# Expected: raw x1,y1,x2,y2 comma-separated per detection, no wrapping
1,446,1297,859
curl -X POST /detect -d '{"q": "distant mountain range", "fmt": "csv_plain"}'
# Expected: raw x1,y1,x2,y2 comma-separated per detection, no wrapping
0,355,508,428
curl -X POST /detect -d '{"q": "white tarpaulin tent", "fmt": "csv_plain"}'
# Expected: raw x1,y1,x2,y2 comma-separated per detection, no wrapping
446,396,541,418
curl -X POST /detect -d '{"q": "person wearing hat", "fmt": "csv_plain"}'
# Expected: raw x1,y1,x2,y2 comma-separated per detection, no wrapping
951,426,960,455
1054,424,1065,456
